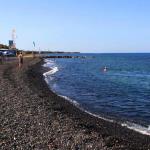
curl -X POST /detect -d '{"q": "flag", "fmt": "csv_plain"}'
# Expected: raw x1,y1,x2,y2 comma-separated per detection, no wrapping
33,41,35,47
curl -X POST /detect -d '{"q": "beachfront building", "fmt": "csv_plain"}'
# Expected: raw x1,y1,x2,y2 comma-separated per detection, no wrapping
9,40,14,49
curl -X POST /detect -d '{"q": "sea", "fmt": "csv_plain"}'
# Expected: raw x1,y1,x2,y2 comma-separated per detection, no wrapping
43,53,150,135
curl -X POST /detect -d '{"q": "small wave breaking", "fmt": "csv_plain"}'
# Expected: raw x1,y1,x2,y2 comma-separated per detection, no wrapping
43,67,59,77
122,122,150,136
43,59,59,84
43,59,55,68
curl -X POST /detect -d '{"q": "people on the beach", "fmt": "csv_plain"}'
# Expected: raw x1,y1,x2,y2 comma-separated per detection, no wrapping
18,52,23,67
0,52,4,64
0,52,2,64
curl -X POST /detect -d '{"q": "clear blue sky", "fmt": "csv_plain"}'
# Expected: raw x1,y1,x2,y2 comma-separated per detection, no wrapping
0,0,150,53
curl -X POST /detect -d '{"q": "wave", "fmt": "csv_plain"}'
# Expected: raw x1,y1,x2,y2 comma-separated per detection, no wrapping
43,59,55,68
43,59,59,84
58,95,80,107
43,67,59,76
122,122,150,136
43,67,58,85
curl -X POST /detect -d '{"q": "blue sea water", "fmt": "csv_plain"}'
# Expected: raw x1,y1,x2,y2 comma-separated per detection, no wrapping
43,53,150,135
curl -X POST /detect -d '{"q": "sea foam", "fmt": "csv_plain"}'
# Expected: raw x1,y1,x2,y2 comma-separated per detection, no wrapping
43,67,59,77
122,122,150,136
43,59,59,84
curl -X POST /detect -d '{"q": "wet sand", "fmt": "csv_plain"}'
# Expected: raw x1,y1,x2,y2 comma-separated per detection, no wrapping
0,57,150,150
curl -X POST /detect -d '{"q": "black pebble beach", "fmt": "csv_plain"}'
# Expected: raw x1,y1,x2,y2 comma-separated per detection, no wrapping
0,58,150,150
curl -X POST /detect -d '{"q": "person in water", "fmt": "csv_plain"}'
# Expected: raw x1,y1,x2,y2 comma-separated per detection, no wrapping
103,66,107,72
18,52,23,67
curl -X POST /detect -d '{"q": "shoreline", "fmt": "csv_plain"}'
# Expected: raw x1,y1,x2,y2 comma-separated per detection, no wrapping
0,57,150,149
43,58,150,136
33,59,150,146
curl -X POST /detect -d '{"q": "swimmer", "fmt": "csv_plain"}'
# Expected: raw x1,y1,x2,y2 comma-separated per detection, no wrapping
103,66,107,72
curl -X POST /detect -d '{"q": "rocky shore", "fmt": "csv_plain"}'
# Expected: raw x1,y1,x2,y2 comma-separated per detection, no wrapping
0,58,150,150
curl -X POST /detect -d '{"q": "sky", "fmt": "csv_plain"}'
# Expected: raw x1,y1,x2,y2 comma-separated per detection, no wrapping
0,0,150,53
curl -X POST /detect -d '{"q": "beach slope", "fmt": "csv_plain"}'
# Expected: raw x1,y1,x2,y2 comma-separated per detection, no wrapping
0,58,150,150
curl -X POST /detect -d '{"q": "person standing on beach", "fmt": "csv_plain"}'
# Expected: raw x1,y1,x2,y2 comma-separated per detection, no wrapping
0,52,4,64
0,52,2,64
18,52,23,67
